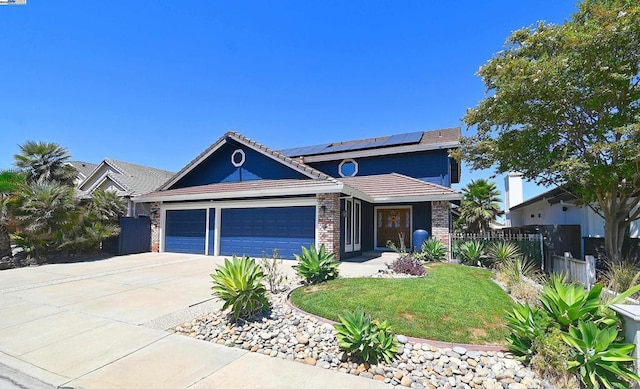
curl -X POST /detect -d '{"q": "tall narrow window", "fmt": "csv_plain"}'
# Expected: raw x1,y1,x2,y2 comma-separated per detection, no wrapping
354,200,361,251
345,199,353,251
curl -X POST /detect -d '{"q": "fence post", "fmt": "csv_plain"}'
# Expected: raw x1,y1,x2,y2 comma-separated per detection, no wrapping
539,234,544,271
585,255,596,290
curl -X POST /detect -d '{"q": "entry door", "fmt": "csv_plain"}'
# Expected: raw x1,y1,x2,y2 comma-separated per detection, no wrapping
376,207,411,249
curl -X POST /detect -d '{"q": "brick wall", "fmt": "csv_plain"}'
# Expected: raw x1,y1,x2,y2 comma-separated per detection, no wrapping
150,202,161,252
431,201,450,258
317,193,341,261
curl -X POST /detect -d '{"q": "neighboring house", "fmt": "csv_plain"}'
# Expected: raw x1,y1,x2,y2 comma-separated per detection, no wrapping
137,129,462,260
504,172,640,258
68,161,99,186
77,159,175,217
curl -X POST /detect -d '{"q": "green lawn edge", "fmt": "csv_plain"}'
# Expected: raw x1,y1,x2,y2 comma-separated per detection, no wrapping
289,263,514,345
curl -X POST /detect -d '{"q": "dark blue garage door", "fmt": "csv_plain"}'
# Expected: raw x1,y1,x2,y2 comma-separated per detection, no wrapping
220,206,315,259
165,209,206,254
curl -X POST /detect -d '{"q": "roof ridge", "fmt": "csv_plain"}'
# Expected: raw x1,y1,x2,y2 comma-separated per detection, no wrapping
106,158,175,176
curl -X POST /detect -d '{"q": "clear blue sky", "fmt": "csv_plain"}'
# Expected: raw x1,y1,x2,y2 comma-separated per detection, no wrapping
0,1,578,206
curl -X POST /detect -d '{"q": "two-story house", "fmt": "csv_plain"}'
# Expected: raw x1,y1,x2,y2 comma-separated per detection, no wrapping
137,129,462,259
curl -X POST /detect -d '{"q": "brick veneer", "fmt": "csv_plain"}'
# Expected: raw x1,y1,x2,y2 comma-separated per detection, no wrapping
150,202,161,252
431,201,451,259
316,193,341,261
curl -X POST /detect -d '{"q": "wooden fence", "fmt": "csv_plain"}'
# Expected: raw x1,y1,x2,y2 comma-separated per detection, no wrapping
449,233,544,268
551,254,596,289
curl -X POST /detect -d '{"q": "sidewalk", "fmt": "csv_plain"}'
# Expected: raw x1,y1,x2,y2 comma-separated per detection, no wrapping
0,253,388,388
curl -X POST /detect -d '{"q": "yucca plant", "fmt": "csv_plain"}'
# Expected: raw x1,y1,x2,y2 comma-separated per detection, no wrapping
293,244,339,284
420,238,447,262
488,241,522,268
335,308,400,364
600,260,640,296
211,255,269,320
498,256,541,288
456,241,486,267
562,320,640,389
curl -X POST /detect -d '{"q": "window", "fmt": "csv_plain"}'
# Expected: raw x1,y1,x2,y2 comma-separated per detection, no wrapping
338,159,358,177
231,149,245,167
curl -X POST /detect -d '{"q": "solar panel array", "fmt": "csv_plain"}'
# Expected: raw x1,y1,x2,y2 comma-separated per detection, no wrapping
280,131,423,157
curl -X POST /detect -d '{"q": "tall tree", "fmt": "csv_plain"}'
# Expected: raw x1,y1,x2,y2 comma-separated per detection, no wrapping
459,0,640,262
0,170,25,258
458,179,501,234
14,141,77,186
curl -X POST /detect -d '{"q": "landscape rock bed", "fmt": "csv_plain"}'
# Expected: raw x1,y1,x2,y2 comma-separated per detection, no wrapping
174,292,550,389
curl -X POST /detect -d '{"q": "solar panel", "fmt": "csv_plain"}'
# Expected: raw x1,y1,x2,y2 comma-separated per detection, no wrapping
382,131,423,147
280,131,423,156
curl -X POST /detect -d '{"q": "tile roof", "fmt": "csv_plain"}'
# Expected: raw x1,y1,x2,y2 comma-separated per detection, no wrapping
81,159,175,196
68,161,99,178
338,173,461,201
139,179,340,202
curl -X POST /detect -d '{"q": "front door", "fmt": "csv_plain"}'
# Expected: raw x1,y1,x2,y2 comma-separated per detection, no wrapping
376,207,411,249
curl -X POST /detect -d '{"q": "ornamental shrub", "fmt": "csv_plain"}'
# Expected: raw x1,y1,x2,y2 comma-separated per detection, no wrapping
293,244,339,284
335,308,400,364
390,255,426,276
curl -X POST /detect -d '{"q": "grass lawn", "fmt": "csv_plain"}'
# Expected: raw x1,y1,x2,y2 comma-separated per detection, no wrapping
289,263,514,345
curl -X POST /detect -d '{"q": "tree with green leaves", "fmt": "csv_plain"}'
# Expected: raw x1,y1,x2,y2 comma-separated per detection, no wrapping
0,170,25,258
457,179,501,234
459,0,640,262
14,141,78,186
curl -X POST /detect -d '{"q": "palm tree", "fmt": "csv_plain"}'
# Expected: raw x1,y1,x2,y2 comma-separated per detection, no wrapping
0,170,25,258
14,141,78,186
17,181,77,259
458,179,501,234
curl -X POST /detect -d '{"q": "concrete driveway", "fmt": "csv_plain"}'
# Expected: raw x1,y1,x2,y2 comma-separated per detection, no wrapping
0,253,388,388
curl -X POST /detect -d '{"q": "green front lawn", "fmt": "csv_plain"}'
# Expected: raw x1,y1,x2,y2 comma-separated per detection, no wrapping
290,263,513,345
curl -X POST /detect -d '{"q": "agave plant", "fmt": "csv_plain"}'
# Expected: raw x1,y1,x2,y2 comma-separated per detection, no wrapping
539,274,602,331
561,320,640,389
335,308,400,364
504,302,551,362
456,241,486,267
293,244,339,284
419,238,447,262
211,255,269,320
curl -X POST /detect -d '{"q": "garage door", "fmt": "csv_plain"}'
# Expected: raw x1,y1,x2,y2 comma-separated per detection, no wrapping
220,206,315,259
164,209,206,254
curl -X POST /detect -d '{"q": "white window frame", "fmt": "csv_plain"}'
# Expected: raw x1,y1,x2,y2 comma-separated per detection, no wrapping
338,158,358,177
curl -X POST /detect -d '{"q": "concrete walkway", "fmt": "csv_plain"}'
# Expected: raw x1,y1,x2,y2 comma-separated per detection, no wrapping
0,253,390,388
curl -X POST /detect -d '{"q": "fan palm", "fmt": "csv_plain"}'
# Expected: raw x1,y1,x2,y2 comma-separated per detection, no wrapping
14,141,77,186
458,179,501,233
0,170,25,258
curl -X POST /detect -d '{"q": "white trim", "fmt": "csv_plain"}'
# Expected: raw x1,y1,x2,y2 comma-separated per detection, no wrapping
138,183,344,203
338,158,358,177
354,199,361,251
214,208,221,256
344,198,354,252
302,142,460,163
159,207,166,253
231,149,246,167
374,205,413,250
205,208,211,255
84,174,127,194
372,194,462,203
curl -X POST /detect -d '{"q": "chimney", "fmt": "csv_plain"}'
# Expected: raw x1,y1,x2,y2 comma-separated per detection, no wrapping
504,172,523,227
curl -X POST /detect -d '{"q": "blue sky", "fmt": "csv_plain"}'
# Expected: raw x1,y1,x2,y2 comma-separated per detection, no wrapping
0,1,578,205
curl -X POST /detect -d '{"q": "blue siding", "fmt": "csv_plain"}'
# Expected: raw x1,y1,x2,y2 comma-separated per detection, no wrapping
171,139,307,189
165,209,206,254
207,209,215,255
310,150,452,186
220,206,315,259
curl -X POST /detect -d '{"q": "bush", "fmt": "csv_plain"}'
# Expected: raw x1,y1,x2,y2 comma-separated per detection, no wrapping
418,238,447,262
505,302,551,362
335,308,400,364
600,260,640,296
390,255,426,276
293,244,339,284
211,255,269,320
530,327,578,388
496,256,541,290
259,248,288,293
